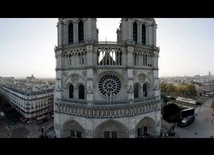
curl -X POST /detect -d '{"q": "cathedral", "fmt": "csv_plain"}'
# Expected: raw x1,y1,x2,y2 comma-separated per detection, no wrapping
54,18,161,138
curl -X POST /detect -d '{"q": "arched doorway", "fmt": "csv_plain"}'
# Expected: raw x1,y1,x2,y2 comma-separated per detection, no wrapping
94,120,129,138
62,120,86,138
135,116,156,137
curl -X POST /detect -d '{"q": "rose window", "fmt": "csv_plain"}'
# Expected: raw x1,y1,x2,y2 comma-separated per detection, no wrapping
99,74,121,97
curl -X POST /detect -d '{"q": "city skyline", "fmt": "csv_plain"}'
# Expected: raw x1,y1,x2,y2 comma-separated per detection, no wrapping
0,18,214,78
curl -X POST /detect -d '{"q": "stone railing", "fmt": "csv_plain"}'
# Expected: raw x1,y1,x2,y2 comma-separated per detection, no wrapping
54,98,161,118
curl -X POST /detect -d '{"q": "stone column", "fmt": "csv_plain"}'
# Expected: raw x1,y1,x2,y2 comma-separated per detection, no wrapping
74,22,78,44
86,44,93,66
85,43,94,106
148,25,153,46
127,45,134,67
86,18,93,41
57,21,62,47
86,69,93,106
121,18,127,43
126,45,134,103
122,47,126,66
128,19,133,42
146,24,149,45
154,24,157,47
155,110,161,136
153,50,160,99
62,23,67,46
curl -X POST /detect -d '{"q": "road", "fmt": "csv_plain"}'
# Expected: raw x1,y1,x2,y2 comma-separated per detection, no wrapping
0,96,54,138
174,98,214,138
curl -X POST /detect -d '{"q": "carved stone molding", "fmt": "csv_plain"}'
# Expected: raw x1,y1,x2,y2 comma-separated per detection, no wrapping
63,71,68,77
86,130,93,136
133,71,137,77
71,75,79,84
82,71,87,77
129,129,135,134
138,74,145,83
121,69,126,75
56,100,161,118
55,124,60,130
56,85,62,92
128,85,133,93
86,46,93,53
93,69,99,75
55,51,62,58
87,86,93,94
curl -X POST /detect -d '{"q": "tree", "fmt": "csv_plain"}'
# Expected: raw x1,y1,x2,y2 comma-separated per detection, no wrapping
163,104,180,123
166,83,175,94
159,82,167,92
186,84,197,96
161,94,169,104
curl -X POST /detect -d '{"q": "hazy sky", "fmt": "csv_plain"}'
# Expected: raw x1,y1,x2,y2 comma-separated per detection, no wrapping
0,18,214,78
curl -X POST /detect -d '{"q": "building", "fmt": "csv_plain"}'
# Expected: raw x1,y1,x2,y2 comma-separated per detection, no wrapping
54,18,161,138
26,74,36,83
0,77,54,122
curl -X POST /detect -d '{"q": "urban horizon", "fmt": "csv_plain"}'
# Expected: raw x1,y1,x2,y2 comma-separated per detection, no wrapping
1,18,214,77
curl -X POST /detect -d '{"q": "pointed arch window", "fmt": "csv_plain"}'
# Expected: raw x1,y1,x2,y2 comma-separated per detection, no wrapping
69,84,74,98
79,84,85,99
134,53,137,66
142,24,146,44
69,54,72,66
134,83,139,98
143,83,148,97
78,20,84,42
133,22,137,43
143,53,148,66
68,22,73,44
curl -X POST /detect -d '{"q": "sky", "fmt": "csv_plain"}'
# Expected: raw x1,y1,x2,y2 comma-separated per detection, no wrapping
0,18,214,78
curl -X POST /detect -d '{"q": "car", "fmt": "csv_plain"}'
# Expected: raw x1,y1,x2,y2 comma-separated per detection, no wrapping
36,120,43,125
177,115,195,127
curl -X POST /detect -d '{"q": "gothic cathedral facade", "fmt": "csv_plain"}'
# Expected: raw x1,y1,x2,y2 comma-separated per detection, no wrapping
54,18,161,138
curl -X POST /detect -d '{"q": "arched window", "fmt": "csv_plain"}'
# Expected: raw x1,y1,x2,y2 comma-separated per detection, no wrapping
79,85,85,99
134,83,139,98
143,83,148,97
143,53,147,66
133,22,137,43
69,84,74,98
142,24,146,44
78,20,84,42
68,22,73,44
69,54,72,66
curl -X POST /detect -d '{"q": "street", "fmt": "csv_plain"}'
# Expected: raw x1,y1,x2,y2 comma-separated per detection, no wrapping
0,96,54,138
174,98,214,138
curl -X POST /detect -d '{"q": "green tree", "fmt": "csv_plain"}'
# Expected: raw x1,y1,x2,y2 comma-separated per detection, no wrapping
159,82,167,92
180,85,187,96
186,84,197,95
166,83,175,94
161,94,169,104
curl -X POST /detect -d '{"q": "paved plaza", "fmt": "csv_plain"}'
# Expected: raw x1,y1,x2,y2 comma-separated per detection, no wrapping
174,98,214,138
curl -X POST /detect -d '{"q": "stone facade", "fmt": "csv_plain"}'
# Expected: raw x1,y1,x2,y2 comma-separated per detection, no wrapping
54,18,161,138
